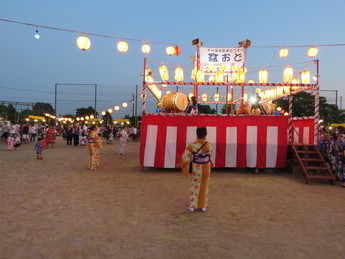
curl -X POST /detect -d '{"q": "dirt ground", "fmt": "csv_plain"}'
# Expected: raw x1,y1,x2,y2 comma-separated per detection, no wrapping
1,136,344,259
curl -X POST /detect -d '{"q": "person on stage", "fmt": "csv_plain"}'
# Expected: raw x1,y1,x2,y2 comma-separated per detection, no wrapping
184,96,198,115
179,127,213,212
88,125,102,170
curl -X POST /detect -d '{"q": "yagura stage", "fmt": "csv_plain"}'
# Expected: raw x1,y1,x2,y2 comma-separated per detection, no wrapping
139,114,315,169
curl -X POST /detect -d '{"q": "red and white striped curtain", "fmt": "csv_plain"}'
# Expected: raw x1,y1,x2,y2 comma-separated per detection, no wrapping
140,114,292,169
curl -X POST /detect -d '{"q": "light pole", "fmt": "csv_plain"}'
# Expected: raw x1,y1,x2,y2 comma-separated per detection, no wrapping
319,89,338,107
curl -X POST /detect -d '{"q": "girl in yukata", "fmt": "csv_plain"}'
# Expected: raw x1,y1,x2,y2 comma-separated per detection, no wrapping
6,134,14,151
119,126,129,155
179,127,213,212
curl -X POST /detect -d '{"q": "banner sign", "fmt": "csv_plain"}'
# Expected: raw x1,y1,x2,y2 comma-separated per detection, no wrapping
199,47,245,71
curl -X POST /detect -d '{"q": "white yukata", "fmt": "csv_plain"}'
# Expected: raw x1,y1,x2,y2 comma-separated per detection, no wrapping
119,129,128,155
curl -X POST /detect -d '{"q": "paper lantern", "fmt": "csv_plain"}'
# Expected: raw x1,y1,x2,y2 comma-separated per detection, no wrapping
214,93,220,102
191,67,197,80
232,63,241,71
248,80,255,84
259,69,268,83
236,70,245,83
159,65,169,81
283,66,294,83
117,41,128,53
291,77,300,90
279,48,288,58
166,46,175,56
174,46,182,55
307,47,318,57
144,68,152,81
243,93,248,102
219,64,227,71
115,106,120,111
174,67,184,82
202,93,208,102
76,36,91,51
301,70,311,84
215,71,223,82
148,84,162,100
196,70,205,82
90,115,94,119
188,93,194,99
208,64,215,71
142,43,151,54
85,116,90,120
283,86,290,94
227,93,232,102
101,111,106,116
208,75,215,82
108,109,113,113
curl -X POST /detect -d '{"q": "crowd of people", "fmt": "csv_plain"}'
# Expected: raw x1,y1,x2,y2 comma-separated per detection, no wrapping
319,126,345,187
0,121,140,165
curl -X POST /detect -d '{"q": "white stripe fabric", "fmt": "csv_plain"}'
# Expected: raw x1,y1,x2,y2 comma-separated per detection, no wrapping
186,126,197,146
246,126,257,167
293,127,300,144
144,125,158,167
164,126,177,168
266,126,278,168
225,127,237,167
206,126,217,165
303,127,309,144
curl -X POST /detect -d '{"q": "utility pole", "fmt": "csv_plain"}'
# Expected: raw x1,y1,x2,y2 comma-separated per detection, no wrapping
135,85,138,127
132,92,135,119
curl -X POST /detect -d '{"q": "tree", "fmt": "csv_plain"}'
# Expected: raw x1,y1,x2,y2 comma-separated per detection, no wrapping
76,106,96,117
32,102,54,116
273,92,345,125
198,104,216,114
221,104,237,114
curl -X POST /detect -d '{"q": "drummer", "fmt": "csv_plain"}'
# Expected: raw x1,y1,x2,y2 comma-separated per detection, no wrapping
250,93,266,115
184,96,198,115
155,102,165,113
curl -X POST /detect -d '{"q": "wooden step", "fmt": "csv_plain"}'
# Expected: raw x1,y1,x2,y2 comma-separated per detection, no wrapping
297,150,318,154
306,166,328,170
300,158,322,161
308,175,335,179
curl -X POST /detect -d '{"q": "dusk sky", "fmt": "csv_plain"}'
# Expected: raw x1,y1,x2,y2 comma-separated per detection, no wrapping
1,0,345,119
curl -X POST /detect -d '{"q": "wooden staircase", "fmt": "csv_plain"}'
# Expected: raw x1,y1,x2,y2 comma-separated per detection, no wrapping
291,143,336,185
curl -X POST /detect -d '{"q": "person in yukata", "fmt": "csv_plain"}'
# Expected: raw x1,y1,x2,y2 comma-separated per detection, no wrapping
179,127,213,212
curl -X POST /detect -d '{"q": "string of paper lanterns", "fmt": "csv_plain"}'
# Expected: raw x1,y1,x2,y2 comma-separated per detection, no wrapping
1,18,343,59
279,46,319,58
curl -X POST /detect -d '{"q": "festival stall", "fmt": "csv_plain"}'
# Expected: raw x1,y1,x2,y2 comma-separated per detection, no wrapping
140,40,320,169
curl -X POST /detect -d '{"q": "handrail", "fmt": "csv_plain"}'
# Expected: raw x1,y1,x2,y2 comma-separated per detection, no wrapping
291,124,310,161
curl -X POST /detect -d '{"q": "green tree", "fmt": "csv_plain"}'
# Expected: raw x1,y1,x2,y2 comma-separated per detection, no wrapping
221,104,237,114
76,106,96,117
6,104,16,122
273,92,345,125
32,102,54,116
198,104,216,114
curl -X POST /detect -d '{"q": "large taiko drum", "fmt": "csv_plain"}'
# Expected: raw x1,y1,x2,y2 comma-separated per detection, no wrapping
162,92,188,112
261,102,275,115
237,103,251,115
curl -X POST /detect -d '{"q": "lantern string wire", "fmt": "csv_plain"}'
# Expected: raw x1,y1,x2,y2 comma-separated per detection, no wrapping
1,18,345,49
0,18,191,47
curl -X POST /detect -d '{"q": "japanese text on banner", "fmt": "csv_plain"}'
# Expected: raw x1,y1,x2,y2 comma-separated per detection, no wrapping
199,47,245,71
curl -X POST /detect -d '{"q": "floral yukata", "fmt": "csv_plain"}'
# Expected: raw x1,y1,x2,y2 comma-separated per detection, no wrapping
180,140,213,210
88,130,102,170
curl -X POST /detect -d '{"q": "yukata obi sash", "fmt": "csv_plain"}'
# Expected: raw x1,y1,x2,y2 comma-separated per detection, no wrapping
192,151,211,164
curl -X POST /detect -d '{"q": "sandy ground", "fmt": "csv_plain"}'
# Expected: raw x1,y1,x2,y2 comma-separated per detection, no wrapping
1,136,345,259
